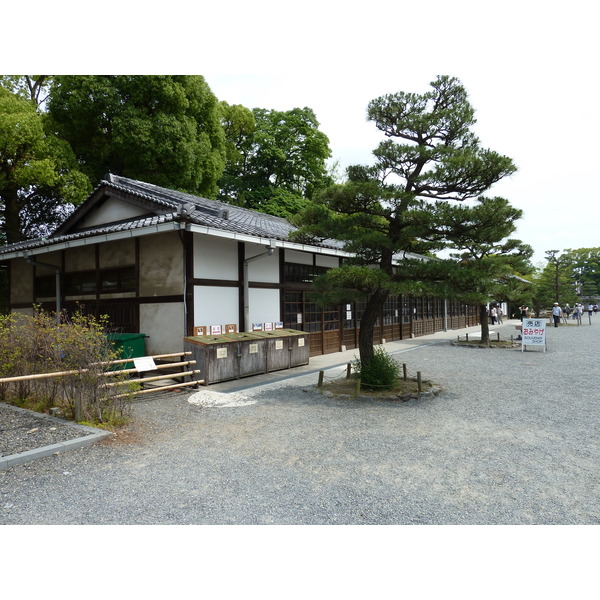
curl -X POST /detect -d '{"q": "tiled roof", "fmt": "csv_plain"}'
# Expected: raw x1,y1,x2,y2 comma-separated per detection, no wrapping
0,175,344,256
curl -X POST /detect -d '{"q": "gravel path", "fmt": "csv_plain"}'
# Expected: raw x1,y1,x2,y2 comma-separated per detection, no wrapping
1,319,598,524
0,404,95,457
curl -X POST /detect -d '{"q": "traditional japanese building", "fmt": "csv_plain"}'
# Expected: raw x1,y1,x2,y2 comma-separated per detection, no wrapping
0,174,479,356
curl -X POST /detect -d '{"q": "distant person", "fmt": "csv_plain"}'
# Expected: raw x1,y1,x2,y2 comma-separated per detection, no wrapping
588,303,594,320
564,304,571,319
552,303,562,327
519,306,528,321
497,307,504,324
574,304,582,325
490,306,497,325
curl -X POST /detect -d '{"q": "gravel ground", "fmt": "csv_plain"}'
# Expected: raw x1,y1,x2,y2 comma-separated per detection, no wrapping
1,319,598,525
0,404,95,457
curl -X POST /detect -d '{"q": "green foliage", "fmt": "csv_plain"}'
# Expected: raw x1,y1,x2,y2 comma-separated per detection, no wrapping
353,346,400,390
218,105,333,215
532,250,578,310
0,309,135,427
0,86,90,243
292,76,518,363
47,75,226,196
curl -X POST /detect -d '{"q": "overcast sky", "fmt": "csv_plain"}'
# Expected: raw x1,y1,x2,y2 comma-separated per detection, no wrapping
8,0,599,266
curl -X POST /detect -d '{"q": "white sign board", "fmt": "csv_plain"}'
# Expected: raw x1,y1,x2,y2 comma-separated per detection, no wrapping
522,318,547,351
133,356,157,372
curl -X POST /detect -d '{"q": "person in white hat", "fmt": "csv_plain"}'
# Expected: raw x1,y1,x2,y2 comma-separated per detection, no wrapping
552,302,563,327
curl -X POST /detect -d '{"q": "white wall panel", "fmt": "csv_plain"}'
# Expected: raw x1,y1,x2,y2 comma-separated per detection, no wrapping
194,234,238,280
316,254,339,268
245,242,279,283
284,249,313,265
194,285,239,328
249,288,280,326
140,302,185,354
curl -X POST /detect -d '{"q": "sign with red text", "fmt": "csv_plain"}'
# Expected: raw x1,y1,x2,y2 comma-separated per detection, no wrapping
522,318,546,351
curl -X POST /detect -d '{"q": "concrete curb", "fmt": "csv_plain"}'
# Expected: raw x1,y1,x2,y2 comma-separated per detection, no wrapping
0,403,113,470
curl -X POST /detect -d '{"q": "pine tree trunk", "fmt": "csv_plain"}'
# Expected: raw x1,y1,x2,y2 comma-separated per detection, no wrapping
358,289,389,366
479,304,490,346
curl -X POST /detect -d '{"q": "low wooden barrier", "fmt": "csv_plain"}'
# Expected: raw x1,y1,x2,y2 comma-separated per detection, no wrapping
0,351,204,396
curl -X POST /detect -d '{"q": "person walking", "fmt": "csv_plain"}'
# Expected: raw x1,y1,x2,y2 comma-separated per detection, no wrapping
563,304,571,324
490,306,497,325
574,303,583,325
552,302,563,327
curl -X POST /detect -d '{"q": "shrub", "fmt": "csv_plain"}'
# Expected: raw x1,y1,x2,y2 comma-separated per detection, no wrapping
353,346,400,391
0,308,135,427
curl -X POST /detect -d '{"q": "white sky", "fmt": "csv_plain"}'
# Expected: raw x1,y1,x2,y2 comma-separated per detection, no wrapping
6,0,599,266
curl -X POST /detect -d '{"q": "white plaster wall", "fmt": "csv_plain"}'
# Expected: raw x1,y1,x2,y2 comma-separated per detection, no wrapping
140,302,185,354
78,197,149,229
248,288,280,326
316,254,339,268
245,243,279,283
285,249,313,265
194,286,239,328
194,234,238,280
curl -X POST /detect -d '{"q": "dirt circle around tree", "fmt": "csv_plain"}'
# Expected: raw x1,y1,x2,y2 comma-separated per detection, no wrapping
316,376,443,403
451,340,521,350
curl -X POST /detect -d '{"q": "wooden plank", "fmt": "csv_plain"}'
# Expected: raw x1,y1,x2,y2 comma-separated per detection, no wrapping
105,370,201,387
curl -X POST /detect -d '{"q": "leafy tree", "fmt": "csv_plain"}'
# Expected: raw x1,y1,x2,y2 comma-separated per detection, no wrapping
218,101,256,205
47,75,226,196
560,247,600,300
432,196,533,345
0,76,52,108
0,87,90,244
533,250,578,310
218,106,332,218
292,76,517,366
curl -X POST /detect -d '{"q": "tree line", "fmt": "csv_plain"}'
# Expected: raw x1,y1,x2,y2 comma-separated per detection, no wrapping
1,74,594,360
0,75,333,244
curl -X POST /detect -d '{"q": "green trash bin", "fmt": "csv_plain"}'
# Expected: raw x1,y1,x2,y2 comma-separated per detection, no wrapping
107,333,147,369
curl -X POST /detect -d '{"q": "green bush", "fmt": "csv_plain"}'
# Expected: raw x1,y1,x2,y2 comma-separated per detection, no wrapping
353,346,400,391
0,308,135,427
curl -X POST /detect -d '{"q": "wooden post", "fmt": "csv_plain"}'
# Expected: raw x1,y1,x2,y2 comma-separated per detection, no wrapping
355,378,361,396
317,370,324,387
466,333,469,342
403,363,407,381
75,373,83,423
497,332,500,342
417,371,422,393
346,363,352,379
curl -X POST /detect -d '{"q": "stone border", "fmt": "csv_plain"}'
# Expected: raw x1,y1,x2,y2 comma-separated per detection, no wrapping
316,380,443,402
0,403,113,470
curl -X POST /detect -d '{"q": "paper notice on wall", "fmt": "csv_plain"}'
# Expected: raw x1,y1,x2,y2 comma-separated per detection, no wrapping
249,344,258,354
275,340,284,350
298,338,305,347
216,347,228,359
133,356,157,372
